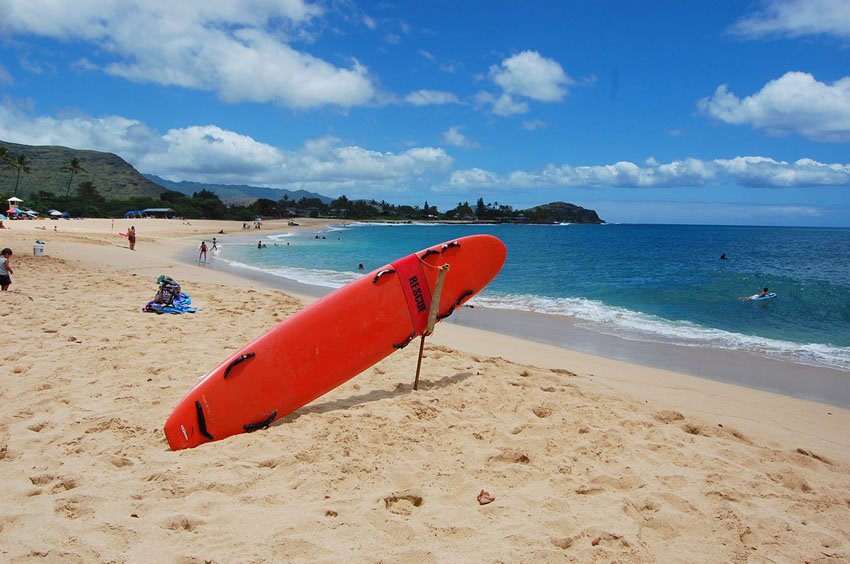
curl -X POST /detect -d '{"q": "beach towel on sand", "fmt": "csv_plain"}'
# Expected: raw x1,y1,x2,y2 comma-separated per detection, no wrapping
143,275,196,314
143,293,195,314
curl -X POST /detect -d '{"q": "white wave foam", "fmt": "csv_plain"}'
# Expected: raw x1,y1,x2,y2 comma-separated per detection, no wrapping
348,221,455,227
222,259,361,289
473,292,850,371
211,253,850,371
267,232,298,240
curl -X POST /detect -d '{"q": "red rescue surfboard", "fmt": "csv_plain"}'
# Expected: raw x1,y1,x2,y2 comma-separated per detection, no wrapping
164,234,506,450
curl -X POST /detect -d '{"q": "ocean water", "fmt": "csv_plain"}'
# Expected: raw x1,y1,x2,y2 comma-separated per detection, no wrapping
216,223,850,372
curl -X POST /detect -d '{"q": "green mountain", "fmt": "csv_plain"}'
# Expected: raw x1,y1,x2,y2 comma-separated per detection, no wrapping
0,140,165,200
144,174,332,205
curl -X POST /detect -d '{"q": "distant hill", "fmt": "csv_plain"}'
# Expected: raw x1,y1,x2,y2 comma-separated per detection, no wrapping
523,201,604,224
0,139,334,205
0,140,165,200
144,174,333,205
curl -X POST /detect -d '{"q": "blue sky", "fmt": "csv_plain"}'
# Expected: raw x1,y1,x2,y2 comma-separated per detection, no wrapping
1,0,849,226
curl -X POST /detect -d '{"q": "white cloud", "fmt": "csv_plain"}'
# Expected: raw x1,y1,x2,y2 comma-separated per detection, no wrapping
0,0,375,109
713,156,850,186
477,50,572,116
0,103,165,162
404,89,461,106
729,0,850,38
149,126,284,178
3,102,848,198
489,51,572,102
436,156,850,191
448,168,500,187
522,119,546,131
440,126,478,148
363,14,377,30
475,91,528,116
698,72,850,141
0,103,453,197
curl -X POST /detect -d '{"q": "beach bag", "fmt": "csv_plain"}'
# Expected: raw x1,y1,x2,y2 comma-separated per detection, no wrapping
155,276,182,306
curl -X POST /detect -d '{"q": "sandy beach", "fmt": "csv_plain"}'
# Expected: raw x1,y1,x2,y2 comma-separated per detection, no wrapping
1,218,849,562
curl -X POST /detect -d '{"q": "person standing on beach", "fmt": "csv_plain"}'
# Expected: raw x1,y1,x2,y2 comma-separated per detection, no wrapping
128,226,136,250
0,248,13,291
198,240,208,263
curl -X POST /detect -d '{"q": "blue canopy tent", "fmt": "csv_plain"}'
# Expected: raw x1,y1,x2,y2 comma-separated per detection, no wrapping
142,208,177,218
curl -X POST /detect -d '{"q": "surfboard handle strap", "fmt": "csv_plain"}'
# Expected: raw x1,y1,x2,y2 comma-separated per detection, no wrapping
420,241,461,261
244,411,277,432
372,269,395,284
223,352,256,379
372,241,459,284
195,401,214,440
393,332,415,349
436,289,473,320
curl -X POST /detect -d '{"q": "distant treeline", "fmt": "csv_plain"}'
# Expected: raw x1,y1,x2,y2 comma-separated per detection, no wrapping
1,187,526,222
2,180,600,223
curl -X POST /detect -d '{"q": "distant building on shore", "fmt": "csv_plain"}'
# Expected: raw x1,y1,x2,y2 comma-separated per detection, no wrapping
123,208,178,219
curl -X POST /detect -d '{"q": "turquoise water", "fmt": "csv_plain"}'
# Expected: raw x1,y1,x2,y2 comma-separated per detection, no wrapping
216,223,850,371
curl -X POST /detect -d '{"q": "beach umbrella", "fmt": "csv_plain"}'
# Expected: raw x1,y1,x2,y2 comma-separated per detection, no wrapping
49,210,63,216
0,214,6,220
61,212,71,218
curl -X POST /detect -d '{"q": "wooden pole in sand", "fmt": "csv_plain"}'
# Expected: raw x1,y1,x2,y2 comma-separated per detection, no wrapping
414,264,450,391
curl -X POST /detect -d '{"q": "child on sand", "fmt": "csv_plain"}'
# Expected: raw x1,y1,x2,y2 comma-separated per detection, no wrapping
0,248,13,291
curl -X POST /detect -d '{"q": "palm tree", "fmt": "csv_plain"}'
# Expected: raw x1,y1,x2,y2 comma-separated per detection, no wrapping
0,147,8,191
63,157,85,197
6,154,31,197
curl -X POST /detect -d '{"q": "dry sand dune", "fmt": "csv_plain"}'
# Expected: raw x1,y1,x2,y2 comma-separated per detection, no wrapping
1,219,849,562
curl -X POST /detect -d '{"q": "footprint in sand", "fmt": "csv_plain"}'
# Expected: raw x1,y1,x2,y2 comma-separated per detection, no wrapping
164,516,204,532
383,493,424,516
53,495,91,520
489,448,531,464
532,406,554,418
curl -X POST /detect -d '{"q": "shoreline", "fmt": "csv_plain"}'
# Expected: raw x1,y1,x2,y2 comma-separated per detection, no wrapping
2,217,849,561
182,225,850,409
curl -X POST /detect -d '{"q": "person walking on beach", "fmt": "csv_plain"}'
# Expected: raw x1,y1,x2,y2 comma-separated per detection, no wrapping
198,240,208,263
0,248,14,291
128,226,136,251
211,237,218,251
